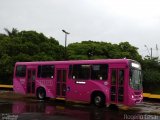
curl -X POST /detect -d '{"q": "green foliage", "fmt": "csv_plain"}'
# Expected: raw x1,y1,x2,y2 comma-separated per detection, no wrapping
0,28,160,94
68,41,142,61
0,28,65,84
142,57,160,93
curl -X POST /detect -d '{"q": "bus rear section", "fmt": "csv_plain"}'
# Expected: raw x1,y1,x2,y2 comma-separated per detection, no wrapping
13,62,56,99
13,64,28,94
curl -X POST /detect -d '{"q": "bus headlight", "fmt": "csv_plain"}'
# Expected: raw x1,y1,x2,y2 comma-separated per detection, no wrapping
131,95,134,99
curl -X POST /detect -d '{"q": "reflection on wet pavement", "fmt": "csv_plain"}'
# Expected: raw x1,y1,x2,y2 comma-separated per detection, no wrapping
0,99,160,120
133,102,160,115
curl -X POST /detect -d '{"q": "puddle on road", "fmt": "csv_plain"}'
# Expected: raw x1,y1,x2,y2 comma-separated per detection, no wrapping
132,102,160,115
0,99,159,120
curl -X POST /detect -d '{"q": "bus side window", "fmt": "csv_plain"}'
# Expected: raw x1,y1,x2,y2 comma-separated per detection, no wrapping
72,64,90,80
38,65,54,78
111,69,116,85
119,70,124,85
28,70,31,80
32,70,36,81
91,64,108,80
16,65,26,78
69,65,73,79
38,66,42,78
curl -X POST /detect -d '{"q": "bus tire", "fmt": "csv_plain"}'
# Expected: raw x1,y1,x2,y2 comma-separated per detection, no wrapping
92,93,105,107
36,87,46,100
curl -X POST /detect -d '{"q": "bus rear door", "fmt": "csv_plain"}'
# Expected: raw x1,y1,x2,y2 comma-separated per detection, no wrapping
27,67,36,94
56,68,67,99
110,68,125,104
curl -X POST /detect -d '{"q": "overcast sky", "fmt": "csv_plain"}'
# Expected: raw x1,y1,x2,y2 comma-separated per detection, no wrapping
0,0,160,58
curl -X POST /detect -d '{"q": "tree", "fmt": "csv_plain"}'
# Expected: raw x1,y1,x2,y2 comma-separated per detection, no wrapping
118,42,142,62
142,57,160,93
0,28,65,84
0,28,159,95
4,28,18,37
67,41,142,61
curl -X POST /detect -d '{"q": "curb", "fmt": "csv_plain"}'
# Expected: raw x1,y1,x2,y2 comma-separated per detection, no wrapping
143,93,160,99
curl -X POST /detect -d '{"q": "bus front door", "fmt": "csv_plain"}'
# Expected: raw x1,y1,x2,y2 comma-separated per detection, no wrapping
110,69,125,103
56,69,67,98
27,68,36,94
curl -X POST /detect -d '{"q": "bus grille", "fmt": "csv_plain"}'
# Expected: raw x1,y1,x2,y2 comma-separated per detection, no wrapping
134,92,141,95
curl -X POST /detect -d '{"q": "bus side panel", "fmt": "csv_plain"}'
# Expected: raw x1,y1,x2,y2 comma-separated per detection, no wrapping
13,64,27,94
66,79,109,103
13,75,27,94
36,79,55,98
35,64,64,98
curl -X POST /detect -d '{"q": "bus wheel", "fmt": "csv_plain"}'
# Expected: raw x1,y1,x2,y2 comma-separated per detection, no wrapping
93,93,105,107
36,87,46,100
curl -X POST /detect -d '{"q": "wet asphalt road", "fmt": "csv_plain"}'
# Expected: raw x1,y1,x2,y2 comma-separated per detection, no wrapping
0,97,160,120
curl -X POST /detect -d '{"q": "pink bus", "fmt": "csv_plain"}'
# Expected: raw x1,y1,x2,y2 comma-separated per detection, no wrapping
13,59,143,107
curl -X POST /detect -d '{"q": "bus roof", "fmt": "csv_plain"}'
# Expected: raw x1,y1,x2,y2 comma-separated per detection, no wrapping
15,59,134,65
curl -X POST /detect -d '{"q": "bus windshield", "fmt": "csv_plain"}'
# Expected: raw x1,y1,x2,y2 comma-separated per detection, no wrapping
130,62,142,90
